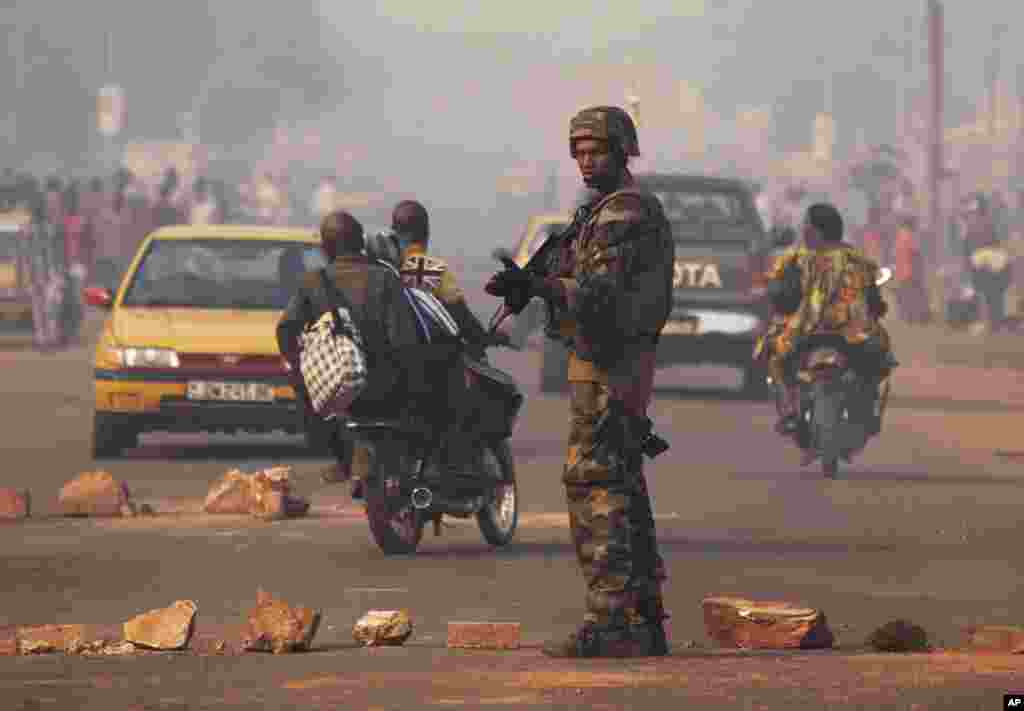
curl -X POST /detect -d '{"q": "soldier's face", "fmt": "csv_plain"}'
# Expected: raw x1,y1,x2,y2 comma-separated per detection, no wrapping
573,139,616,187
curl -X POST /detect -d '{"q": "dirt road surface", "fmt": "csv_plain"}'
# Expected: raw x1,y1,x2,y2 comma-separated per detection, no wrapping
0,311,1022,710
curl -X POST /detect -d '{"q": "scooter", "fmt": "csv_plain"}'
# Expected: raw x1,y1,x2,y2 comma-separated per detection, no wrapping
774,267,895,479
340,304,524,555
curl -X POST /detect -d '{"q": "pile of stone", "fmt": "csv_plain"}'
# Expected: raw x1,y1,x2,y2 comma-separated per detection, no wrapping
203,466,310,520
5,591,322,657
10,599,197,656
1,466,311,523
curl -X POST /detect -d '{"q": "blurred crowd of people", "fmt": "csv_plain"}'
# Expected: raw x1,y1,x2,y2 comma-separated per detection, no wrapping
0,163,360,352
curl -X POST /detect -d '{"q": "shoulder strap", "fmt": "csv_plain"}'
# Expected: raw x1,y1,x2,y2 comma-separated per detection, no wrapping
587,187,649,218
316,268,361,342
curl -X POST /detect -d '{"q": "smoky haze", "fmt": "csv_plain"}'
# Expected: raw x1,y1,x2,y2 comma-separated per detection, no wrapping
3,1,1023,254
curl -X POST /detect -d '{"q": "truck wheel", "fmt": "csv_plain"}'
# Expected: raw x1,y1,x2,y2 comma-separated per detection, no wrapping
540,339,569,394
92,414,137,459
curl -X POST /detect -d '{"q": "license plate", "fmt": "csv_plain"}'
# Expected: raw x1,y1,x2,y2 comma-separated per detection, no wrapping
186,381,276,402
661,318,700,335
685,310,761,335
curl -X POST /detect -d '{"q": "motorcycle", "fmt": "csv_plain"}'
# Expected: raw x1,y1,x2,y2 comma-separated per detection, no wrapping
772,267,895,479
339,304,524,555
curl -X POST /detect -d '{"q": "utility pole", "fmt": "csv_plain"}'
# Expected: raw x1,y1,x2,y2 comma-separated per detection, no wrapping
927,0,945,264
986,24,1009,135
9,14,26,161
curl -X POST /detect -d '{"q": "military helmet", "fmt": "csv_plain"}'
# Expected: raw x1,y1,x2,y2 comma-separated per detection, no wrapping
569,106,640,158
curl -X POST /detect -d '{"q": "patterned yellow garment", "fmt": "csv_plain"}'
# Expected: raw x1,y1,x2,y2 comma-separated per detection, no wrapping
754,244,883,361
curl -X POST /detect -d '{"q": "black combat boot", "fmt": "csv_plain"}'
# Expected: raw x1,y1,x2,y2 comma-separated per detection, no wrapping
542,621,669,659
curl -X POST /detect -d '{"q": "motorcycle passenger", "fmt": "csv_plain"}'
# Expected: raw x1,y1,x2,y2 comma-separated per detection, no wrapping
755,203,895,436
366,228,462,346
276,210,422,495
391,200,511,478
486,105,674,658
392,199,506,353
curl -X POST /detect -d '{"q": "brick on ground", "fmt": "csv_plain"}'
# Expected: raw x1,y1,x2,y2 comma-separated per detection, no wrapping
447,622,521,650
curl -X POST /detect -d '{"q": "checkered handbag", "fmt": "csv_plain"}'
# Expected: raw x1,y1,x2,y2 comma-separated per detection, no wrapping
298,270,369,416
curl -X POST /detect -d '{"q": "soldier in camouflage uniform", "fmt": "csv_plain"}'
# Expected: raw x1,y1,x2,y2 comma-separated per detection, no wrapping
754,203,894,437
487,106,674,658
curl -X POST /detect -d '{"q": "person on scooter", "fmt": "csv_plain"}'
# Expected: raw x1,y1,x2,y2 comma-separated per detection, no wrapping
277,210,422,496
390,200,511,478
755,203,895,436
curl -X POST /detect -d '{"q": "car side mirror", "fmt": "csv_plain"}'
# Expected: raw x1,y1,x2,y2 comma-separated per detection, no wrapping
83,286,114,309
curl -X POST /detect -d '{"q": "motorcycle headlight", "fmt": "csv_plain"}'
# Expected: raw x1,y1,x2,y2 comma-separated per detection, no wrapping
120,347,180,369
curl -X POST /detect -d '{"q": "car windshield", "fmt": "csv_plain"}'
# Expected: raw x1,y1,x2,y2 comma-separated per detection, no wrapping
651,189,752,231
121,239,327,309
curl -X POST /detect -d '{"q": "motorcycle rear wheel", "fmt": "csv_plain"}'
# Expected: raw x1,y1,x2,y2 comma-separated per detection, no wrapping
813,381,843,479
365,452,426,555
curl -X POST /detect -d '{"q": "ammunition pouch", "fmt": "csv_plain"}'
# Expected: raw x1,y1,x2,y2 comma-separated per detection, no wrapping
595,400,671,462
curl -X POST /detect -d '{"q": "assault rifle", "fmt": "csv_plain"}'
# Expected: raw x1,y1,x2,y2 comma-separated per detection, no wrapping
489,203,593,315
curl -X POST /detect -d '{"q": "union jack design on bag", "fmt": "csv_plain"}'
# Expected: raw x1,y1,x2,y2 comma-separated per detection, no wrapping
298,271,369,416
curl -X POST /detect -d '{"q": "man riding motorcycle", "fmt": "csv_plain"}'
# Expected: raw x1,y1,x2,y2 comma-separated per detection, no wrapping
277,211,422,496
754,203,895,437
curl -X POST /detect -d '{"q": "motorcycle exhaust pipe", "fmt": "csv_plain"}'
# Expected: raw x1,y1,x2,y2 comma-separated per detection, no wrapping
411,487,433,510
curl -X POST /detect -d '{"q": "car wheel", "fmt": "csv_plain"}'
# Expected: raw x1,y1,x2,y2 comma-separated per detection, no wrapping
92,414,137,459
540,338,569,394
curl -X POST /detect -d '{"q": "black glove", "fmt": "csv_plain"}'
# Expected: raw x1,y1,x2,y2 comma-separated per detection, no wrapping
485,257,544,314
484,268,533,299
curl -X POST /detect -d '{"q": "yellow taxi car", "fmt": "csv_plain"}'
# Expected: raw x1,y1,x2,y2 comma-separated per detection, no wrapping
0,207,33,326
85,224,327,457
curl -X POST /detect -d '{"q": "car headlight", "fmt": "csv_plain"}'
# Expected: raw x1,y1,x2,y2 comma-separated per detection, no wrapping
120,347,180,368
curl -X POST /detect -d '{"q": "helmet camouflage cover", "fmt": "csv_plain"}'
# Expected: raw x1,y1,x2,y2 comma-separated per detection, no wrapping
569,105,640,158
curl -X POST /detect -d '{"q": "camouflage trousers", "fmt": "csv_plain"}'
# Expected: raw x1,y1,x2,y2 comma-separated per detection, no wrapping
564,381,667,627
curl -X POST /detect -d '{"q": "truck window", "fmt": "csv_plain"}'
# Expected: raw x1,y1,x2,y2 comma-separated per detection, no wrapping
653,190,748,225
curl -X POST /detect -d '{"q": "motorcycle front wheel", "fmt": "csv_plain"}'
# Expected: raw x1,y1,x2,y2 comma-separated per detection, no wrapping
476,439,518,547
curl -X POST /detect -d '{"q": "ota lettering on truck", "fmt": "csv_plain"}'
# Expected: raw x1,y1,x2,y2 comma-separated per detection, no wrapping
673,261,723,288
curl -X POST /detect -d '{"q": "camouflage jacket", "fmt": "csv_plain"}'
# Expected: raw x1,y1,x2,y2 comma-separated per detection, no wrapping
756,243,884,359
545,183,675,379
